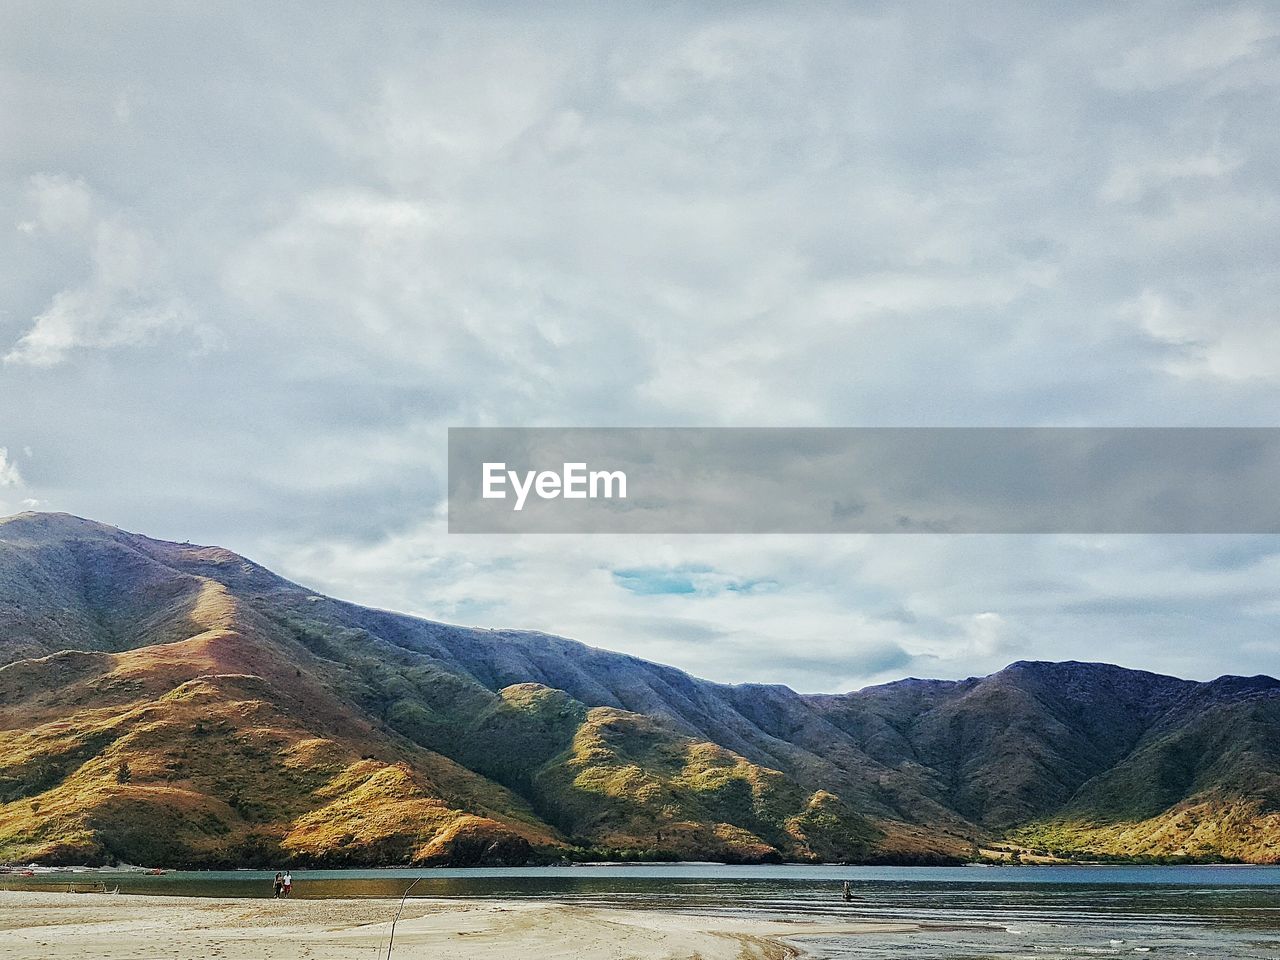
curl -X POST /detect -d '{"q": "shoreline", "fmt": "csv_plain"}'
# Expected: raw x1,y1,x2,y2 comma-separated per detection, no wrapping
5,857,1268,875
0,889,927,960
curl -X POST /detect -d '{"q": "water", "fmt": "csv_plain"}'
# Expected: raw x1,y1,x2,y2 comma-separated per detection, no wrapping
5,864,1279,958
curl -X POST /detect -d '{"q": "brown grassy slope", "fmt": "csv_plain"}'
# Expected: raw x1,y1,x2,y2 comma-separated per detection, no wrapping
5,513,1277,864
0,513,562,865
0,624,562,866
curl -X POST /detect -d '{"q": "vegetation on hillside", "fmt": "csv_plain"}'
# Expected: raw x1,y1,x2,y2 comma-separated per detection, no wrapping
2,512,1278,866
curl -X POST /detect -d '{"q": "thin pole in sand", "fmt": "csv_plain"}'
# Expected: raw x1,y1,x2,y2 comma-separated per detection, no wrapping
385,876,422,960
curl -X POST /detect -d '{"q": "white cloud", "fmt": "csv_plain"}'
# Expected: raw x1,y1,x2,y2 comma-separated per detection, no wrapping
1099,151,1245,205
15,173,93,235
1122,287,1280,382
615,20,807,109
0,448,22,487
956,611,1013,660
5,175,203,367
1095,9,1277,91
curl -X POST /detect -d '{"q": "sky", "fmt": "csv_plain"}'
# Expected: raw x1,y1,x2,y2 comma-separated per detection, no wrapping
2,2,1278,692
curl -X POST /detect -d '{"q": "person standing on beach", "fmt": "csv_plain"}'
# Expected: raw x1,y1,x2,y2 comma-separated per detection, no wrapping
283,870,293,897
273,872,284,898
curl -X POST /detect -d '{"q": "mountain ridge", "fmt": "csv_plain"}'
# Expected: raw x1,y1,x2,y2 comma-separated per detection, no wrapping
2,512,1277,866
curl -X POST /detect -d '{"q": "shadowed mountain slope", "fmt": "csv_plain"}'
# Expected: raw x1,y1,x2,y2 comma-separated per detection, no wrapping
1,513,1277,865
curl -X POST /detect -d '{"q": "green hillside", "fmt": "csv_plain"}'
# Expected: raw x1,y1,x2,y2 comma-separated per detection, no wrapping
1,512,1277,866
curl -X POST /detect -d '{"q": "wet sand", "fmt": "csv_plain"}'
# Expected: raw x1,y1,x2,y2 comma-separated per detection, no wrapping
0,890,921,959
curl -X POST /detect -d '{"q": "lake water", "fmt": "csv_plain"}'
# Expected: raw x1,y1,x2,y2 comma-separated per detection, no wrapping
5,863,1279,958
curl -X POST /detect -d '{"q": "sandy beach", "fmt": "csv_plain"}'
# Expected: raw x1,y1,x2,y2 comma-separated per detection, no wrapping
0,891,922,960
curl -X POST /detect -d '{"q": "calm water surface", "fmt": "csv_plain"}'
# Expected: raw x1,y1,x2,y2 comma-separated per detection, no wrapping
7,864,1279,959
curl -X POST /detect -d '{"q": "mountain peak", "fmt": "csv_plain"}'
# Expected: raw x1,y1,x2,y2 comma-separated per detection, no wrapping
0,511,123,542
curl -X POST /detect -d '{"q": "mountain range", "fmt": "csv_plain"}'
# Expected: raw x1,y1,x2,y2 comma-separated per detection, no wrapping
1,512,1277,867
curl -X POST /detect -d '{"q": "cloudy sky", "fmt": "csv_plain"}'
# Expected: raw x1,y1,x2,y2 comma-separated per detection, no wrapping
2,2,1278,691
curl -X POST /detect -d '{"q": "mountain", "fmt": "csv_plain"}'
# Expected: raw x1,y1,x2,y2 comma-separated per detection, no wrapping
1,512,1277,867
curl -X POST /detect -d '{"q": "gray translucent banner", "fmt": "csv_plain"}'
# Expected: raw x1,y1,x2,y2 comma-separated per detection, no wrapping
448,428,1280,534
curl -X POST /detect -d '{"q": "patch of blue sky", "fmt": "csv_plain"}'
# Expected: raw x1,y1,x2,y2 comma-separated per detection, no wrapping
612,565,777,597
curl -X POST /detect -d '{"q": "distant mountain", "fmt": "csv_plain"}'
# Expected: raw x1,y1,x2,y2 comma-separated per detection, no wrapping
1,512,1276,866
